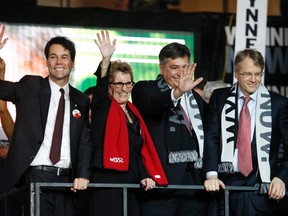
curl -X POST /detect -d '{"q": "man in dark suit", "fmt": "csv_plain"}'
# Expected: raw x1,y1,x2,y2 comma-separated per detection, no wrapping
132,42,210,216
203,48,288,215
0,24,92,216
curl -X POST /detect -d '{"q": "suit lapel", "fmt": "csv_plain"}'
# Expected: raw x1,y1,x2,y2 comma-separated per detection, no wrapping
69,86,79,150
39,77,51,132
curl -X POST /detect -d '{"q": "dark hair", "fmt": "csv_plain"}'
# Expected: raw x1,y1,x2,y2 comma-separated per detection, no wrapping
44,36,76,61
234,48,264,72
159,42,191,65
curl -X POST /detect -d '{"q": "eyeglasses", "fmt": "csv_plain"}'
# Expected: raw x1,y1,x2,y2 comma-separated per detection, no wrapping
109,81,135,88
238,72,263,79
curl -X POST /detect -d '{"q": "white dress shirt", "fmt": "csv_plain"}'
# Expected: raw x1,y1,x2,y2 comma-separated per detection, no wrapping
30,78,71,168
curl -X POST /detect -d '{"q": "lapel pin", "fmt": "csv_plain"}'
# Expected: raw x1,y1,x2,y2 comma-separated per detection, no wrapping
72,109,81,119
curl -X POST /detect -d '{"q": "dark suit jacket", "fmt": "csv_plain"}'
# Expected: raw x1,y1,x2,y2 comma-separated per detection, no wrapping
0,75,92,191
89,65,148,182
203,87,288,211
132,79,207,185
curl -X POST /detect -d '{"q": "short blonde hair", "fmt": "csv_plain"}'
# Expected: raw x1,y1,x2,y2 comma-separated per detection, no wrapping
108,60,133,83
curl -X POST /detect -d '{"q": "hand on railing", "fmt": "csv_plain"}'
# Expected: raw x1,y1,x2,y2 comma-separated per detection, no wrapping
268,177,286,200
71,177,89,193
204,175,225,192
140,178,156,191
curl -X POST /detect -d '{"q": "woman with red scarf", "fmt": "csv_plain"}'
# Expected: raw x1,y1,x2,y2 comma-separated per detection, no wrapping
88,31,168,216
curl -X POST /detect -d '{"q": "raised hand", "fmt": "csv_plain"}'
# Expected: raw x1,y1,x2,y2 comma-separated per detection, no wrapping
173,63,203,99
0,24,8,50
94,30,116,59
0,56,14,144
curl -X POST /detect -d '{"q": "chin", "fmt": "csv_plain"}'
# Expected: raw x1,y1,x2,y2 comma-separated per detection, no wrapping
117,100,127,105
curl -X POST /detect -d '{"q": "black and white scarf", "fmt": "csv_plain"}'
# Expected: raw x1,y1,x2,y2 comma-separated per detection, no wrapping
220,82,272,193
156,75,204,169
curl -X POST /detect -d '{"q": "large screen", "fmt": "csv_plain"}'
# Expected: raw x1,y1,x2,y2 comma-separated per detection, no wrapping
0,22,195,138
1,22,195,91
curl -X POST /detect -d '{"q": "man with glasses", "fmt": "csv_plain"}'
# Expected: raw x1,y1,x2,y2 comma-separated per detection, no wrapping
203,48,288,215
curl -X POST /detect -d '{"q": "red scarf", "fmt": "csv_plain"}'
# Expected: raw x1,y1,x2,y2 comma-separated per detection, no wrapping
104,97,168,186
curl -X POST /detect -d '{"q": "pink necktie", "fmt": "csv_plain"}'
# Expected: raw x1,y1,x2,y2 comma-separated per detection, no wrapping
50,88,65,165
237,96,252,176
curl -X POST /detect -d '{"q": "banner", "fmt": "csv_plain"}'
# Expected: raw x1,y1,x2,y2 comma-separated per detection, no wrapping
224,16,288,96
235,0,268,56
235,0,268,83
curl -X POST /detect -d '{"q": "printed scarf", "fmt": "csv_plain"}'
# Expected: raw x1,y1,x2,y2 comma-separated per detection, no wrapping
220,82,271,193
156,74,204,169
103,96,168,186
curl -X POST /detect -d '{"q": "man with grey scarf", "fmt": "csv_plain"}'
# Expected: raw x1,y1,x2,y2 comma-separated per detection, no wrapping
132,42,211,216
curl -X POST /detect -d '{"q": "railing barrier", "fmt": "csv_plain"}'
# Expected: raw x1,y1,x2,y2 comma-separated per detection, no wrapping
1,183,286,216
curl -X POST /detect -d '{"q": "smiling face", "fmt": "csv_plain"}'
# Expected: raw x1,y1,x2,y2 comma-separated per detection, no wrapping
234,56,262,96
160,56,189,88
46,44,74,86
108,71,133,105
233,49,264,96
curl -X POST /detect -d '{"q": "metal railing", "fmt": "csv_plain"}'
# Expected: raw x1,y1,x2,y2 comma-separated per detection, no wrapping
0,185,29,216
1,183,273,216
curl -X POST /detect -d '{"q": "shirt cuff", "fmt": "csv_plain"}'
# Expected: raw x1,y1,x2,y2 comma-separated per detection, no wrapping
171,89,180,107
206,171,218,179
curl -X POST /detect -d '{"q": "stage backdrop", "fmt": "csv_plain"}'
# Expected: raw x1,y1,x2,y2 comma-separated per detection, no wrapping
0,6,287,94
